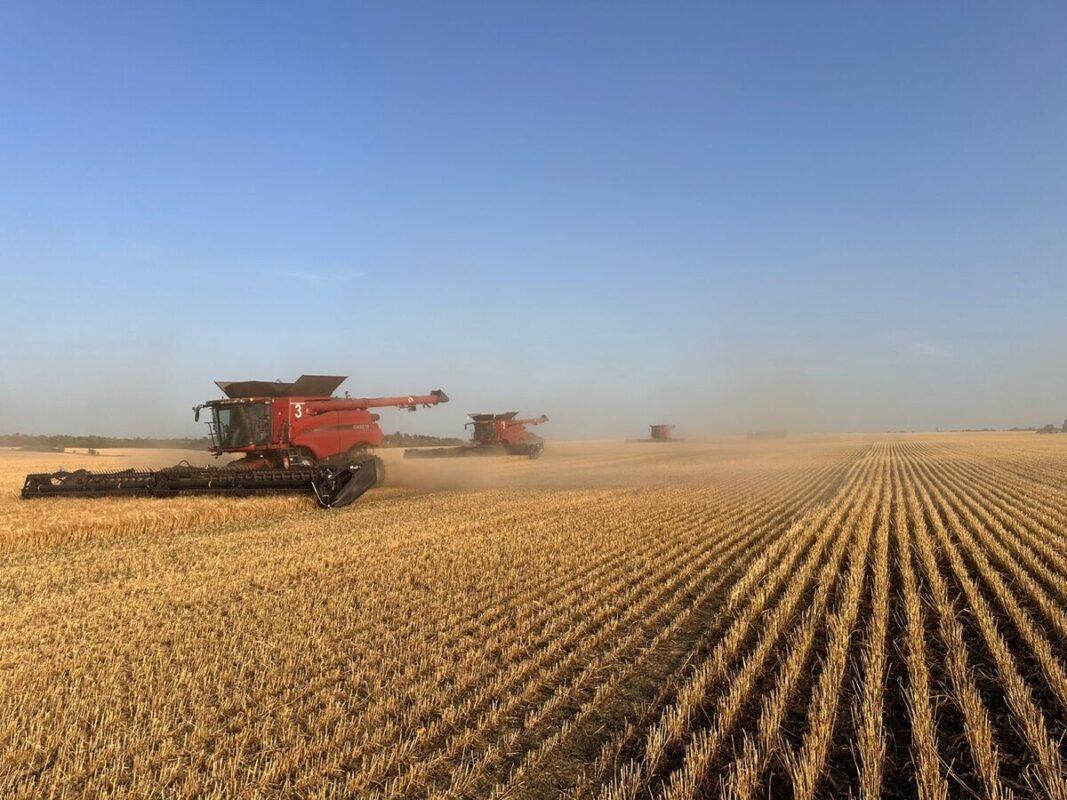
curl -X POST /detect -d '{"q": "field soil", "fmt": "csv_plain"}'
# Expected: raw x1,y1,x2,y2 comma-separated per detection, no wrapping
1,434,1066,799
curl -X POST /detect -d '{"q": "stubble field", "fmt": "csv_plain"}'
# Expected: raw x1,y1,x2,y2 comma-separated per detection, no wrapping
1,434,1066,798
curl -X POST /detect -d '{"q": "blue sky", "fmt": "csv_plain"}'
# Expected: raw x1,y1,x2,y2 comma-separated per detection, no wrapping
1,2,1065,437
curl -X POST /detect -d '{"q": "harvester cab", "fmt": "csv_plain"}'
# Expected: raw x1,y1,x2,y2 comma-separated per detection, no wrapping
200,401,272,449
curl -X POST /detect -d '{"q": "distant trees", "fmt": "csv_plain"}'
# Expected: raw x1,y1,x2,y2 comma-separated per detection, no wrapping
1,431,464,451
0,433,212,450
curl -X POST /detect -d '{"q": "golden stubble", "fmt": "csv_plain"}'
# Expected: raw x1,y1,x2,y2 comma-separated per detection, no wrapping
1,433,1065,799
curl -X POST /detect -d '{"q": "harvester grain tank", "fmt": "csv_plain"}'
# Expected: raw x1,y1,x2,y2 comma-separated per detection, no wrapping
22,375,448,508
404,412,549,459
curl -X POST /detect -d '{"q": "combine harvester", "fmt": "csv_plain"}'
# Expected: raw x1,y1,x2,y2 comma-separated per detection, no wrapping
628,424,685,443
22,375,448,508
404,412,548,460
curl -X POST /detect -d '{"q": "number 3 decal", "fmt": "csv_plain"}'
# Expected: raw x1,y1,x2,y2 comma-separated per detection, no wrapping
294,403,303,419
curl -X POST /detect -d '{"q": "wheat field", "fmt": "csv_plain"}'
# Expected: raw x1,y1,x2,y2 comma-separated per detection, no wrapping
1,434,1066,798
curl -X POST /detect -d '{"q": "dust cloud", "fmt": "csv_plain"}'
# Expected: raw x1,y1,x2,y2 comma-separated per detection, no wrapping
376,439,786,494
7,320,1067,441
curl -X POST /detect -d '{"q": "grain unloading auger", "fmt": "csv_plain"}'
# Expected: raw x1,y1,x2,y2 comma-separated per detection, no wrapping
21,375,449,509
404,412,548,459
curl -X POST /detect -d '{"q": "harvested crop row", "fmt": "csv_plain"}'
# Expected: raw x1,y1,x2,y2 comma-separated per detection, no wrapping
2,436,1066,798
586,439,1067,799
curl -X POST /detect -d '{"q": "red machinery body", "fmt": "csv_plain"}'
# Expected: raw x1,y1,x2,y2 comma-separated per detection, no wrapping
198,375,448,467
22,374,447,509
628,424,684,443
404,412,549,460
649,424,675,441
477,414,550,447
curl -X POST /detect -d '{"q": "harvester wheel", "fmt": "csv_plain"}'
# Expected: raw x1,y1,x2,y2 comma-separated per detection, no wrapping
367,455,386,486
528,442,544,460
345,448,383,484
330,454,383,489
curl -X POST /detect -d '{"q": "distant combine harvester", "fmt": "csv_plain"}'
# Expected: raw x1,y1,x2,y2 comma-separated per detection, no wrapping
1036,420,1067,434
628,424,684,443
746,431,788,440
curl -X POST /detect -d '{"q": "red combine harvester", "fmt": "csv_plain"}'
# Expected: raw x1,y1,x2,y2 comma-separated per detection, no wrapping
22,375,448,508
199,375,448,467
405,412,548,460
628,424,685,443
